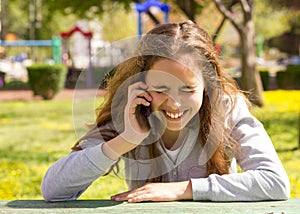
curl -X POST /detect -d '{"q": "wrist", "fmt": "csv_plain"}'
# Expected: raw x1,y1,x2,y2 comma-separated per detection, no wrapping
119,131,147,145
102,135,140,161
177,180,193,201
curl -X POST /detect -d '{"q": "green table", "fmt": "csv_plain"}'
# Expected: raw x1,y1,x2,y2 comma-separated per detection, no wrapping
0,199,299,214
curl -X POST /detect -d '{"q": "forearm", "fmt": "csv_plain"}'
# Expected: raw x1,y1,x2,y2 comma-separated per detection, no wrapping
41,144,117,201
177,180,193,200
191,169,290,201
102,134,140,160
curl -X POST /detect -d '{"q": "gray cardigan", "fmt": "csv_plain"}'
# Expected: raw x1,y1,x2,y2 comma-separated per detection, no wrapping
41,96,290,201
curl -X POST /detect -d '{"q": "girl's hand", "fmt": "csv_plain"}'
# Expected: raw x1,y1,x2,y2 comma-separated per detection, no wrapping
120,82,152,144
111,181,192,203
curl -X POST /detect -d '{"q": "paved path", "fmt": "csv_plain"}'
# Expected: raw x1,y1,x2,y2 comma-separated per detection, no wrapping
0,89,106,101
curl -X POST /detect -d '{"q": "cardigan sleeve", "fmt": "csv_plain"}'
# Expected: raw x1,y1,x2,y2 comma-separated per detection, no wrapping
191,96,290,201
41,138,117,201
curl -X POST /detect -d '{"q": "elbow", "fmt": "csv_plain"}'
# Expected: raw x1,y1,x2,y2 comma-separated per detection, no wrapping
277,177,290,200
41,177,69,202
41,185,54,202
41,183,76,202
41,178,58,202
269,173,290,201
256,169,290,201
41,177,82,202
42,193,55,202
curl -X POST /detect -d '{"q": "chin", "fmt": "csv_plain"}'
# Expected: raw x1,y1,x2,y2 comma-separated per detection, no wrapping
165,121,189,132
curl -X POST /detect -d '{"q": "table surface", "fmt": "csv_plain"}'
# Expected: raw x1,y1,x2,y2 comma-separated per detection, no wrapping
1,199,299,214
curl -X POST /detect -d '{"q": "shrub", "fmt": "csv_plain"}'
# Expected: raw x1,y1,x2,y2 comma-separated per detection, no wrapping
27,64,67,100
259,69,269,91
0,80,29,90
65,68,82,89
276,64,300,89
232,70,269,91
0,71,5,87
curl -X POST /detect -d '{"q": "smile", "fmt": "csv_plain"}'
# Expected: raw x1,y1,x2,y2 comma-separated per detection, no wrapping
164,110,185,119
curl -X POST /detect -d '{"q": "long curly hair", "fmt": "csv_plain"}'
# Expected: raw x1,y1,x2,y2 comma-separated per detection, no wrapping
72,20,242,181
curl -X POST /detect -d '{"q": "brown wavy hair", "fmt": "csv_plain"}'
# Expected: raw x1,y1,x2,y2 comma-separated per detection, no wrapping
72,20,243,181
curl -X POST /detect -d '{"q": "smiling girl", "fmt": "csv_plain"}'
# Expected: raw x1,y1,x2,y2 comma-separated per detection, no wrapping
41,21,290,202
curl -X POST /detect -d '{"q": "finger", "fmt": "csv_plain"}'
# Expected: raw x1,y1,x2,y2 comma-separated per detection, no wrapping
111,188,140,200
137,91,152,102
111,186,146,201
111,189,132,199
128,82,148,93
128,193,152,203
128,90,149,104
135,81,148,90
134,97,151,107
128,98,150,115
130,89,152,101
115,190,149,203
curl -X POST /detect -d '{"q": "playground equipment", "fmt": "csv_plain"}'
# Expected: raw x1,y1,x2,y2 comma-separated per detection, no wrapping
0,37,62,64
135,0,170,37
60,26,93,88
0,26,94,88
0,37,62,84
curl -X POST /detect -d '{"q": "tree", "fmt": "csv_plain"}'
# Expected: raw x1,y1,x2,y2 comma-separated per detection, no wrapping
101,6,136,42
1,0,29,39
1,0,79,40
264,0,299,9
213,0,264,106
43,0,133,18
40,0,265,105
254,0,291,40
262,0,300,55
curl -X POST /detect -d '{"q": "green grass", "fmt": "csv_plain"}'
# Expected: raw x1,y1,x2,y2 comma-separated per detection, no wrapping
252,90,300,198
0,99,127,199
0,90,299,199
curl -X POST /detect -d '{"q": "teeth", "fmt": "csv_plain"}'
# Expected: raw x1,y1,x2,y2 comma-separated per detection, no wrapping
165,111,184,119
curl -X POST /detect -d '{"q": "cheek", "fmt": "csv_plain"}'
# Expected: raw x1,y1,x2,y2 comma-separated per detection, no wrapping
148,92,167,110
187,93,203,111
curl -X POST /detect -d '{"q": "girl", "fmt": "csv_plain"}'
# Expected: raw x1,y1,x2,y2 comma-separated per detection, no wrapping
41,21,290,202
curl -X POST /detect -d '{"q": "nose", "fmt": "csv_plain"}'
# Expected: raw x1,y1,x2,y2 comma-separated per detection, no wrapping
166,95,181,111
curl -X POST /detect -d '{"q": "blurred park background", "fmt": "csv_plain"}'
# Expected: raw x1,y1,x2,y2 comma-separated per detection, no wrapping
0,0,299,199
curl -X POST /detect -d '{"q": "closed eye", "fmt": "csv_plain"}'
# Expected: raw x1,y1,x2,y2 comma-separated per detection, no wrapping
181,86,198,93
182,89,196,93
151,86,169,94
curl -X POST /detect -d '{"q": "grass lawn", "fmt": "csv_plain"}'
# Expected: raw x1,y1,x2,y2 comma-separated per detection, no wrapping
0,90,299,199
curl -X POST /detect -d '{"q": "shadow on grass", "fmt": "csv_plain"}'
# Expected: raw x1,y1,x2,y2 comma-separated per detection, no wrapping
276,147,299,153
6,200,123,209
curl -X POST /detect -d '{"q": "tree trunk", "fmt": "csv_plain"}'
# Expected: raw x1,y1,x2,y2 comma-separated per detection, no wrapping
0,0,8,40
239,21,264,107
175,0,196,22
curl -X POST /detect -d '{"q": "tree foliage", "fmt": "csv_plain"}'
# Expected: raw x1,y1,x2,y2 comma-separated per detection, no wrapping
3,0,299,106
2,0,29,39
254,0,291,39
255,0,300,39
212,0,264,106
101,6,136,41
2,0,79,40
264,0,300,10
44,0,133,18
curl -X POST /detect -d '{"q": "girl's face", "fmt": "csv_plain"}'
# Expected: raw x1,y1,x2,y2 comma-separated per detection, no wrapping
145,58,204,132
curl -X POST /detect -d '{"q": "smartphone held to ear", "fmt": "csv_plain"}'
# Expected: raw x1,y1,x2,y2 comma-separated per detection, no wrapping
140,105,151,118
136,104,151,129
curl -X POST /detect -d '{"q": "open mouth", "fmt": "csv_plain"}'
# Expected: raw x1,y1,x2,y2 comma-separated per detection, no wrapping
163,110,186,120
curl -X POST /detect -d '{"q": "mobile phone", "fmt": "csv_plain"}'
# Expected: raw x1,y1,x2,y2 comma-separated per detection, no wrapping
136,104,151,129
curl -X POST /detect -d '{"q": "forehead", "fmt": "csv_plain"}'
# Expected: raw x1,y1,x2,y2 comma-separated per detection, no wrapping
145,58,202,86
